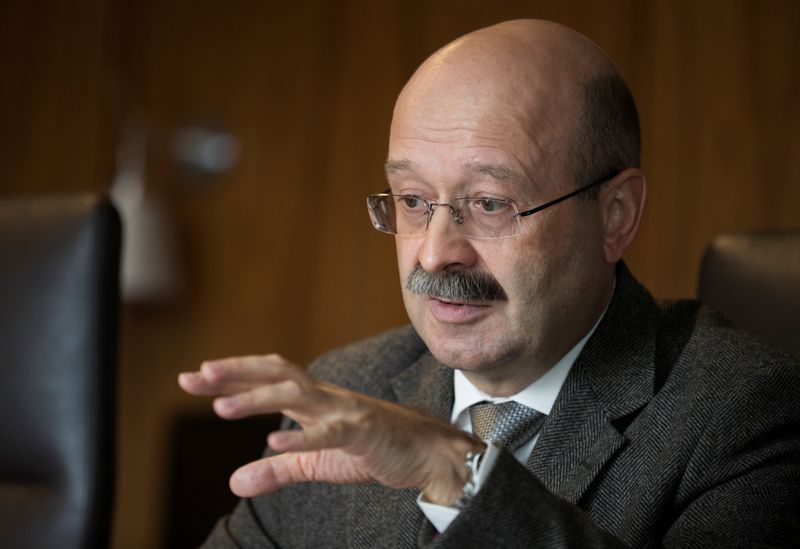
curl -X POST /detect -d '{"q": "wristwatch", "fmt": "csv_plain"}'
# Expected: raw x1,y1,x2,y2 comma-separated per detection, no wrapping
454,449,484,509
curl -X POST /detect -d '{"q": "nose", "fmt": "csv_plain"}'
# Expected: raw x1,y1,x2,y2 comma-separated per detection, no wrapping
417,203,478,273
428,203,464,226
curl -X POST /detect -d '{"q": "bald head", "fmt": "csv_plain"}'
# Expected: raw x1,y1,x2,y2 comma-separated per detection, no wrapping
411,19,617,89
390,19,639,192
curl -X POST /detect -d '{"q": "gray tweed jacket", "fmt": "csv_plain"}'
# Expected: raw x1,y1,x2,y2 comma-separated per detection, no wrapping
203,264,800,548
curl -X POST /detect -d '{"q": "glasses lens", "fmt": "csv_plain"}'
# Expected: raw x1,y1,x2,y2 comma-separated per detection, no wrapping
393,195,431,235
368,194,432,236
452,198,519,239
367,195,397,234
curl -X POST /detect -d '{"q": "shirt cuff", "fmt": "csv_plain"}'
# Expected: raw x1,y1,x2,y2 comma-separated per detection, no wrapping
416,443,501,533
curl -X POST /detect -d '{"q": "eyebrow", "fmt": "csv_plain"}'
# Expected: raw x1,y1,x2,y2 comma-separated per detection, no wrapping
466,161,525,183
384,158,526,185
384,159,412,178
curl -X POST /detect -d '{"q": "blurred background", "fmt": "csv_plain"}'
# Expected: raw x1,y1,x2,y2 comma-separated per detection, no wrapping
1,0,798,547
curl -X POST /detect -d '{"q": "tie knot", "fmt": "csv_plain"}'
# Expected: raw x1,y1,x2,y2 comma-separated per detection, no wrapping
469,401,545,451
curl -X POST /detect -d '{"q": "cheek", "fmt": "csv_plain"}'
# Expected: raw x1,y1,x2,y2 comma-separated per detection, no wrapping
509,216,604,299
394,238,418,283
488,227,565,298
466,245,529,304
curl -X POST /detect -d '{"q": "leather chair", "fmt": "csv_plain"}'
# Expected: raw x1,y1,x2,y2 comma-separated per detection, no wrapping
698,230,800,358
0,194,120,549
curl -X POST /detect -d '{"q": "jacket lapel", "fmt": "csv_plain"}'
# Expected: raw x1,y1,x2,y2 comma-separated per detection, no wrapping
528,367,628,504
530,263,658,505
390,351,454,420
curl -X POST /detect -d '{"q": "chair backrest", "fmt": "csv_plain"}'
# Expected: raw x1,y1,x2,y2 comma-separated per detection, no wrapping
0,194,120,549
698,230,800,359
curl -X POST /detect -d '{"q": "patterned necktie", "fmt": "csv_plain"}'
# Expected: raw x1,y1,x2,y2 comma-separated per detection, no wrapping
469,401,546,451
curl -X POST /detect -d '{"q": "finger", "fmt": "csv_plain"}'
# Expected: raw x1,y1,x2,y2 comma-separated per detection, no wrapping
178,371,219,395
179,354,305,396
199,354,306,387
177,371,254,396
213,378,316,419
201,354,298,382
267,421,353,453
228,453,316,498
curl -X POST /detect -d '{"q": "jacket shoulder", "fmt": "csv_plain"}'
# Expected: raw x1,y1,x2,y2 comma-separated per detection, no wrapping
654,299,800,422
658,298,798,373
307,325,428,393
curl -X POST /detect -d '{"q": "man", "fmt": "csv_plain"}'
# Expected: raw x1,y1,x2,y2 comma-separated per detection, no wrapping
179,19,800,547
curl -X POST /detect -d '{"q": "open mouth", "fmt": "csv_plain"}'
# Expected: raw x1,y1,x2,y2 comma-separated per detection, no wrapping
428,297,493,323
434,297,488,307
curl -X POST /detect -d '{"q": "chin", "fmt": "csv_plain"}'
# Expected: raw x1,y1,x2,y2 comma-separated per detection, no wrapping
409,308,509,366
425,337,516,371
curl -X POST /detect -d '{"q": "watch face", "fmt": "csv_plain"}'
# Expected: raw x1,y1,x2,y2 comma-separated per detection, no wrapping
455,450,484,508
465,450,484,476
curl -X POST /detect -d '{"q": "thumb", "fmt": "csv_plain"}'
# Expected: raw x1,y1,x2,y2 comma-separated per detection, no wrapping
229,453,311,497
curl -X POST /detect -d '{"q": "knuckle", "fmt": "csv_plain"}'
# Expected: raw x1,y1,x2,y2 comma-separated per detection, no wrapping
262,353,299,375
201,361,225,381
296,453,319,482
326,420,345,439
282,379,304,399
214,395,240,417
265,352,287,364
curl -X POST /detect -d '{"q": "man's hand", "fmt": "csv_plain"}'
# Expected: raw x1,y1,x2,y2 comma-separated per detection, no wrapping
178,355,484,504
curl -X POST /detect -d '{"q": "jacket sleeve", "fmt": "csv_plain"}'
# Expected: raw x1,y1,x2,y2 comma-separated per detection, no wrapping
429,450,629,548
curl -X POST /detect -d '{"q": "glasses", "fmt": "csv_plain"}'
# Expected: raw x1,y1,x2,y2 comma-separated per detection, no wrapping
366,173,613,240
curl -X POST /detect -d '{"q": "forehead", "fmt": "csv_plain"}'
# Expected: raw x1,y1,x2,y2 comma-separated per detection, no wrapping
386,109,561,194
388,63,576,191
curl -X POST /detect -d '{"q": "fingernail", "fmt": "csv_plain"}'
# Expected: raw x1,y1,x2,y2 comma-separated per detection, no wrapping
178,372,193,383
215,395,237,413
269,431,289,449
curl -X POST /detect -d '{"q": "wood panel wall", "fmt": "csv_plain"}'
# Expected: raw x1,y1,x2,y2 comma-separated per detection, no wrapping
1,1,798,548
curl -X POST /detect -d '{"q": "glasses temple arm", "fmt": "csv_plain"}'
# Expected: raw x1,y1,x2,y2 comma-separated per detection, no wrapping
516,172,618,218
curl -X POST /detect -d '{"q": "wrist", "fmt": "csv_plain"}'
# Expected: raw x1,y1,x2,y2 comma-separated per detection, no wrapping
421,436,485,506
453,449,483,508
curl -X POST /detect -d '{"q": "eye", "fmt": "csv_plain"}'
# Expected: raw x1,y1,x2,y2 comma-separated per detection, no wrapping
472,197,510,214
398,195,425,211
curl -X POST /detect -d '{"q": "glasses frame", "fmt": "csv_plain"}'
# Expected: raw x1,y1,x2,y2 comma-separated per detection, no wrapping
516,172,616,218
367,171,618,239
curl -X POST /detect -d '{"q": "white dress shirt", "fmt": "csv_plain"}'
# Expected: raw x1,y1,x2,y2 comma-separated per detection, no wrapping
417,308,607,533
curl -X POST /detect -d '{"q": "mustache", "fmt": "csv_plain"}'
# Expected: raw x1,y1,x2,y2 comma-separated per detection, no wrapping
405,265,507,302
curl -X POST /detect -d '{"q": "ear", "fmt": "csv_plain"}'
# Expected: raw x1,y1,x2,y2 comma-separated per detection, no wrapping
599,168,647,264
